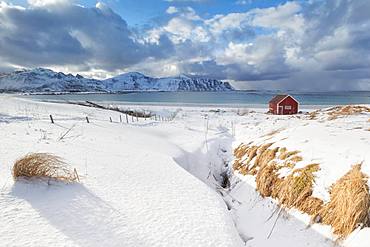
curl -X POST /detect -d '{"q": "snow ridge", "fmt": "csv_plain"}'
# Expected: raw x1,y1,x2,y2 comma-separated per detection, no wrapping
0,68,234,93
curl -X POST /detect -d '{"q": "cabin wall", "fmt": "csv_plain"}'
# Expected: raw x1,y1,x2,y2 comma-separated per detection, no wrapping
278,97,298,115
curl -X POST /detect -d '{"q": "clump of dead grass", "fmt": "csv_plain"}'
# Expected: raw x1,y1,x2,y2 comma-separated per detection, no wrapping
273,164,320,210
298,196,324,216
256,161,282,197
318,164,369,238
308,105,370,121
233,144,249,170
326,105,370,120
249,143,276,175
13,153,79,183
308,110,319,120
279,150,300,160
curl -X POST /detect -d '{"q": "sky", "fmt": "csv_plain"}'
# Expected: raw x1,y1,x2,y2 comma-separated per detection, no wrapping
0,0,369,91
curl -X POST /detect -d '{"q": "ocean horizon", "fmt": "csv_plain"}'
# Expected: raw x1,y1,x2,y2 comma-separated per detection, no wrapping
22,91,370,108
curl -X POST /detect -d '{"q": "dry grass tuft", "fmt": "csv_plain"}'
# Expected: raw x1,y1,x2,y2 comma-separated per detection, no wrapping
289,155,303,163
274,164,320,209
13,153,79,183
308,110,319,120
233,144,249,170
256,161,280,197
250,143,274,174
319,164,369,238
297,196,324,216
279,150,300,160
327,105,370,120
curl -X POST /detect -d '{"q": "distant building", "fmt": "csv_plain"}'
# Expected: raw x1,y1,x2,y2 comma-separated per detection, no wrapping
269,94,299,115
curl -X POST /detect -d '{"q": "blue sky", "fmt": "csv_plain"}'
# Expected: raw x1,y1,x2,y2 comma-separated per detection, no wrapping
13,0,292,26
1,0,369,91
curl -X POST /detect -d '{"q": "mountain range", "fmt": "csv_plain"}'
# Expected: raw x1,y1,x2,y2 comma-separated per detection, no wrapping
0,68,234,93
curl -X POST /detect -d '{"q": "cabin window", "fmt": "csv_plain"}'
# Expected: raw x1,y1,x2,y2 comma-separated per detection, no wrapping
285,105,292,110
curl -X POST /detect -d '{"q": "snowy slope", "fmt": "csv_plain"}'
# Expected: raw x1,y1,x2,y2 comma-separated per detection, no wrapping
1,95,367,246
0,69,234,93
104,72,234,92
0,95,242,247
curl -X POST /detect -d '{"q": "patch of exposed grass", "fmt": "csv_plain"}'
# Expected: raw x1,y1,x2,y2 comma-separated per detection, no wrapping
13,153,79,183
274,164,320,209
319,164,369,238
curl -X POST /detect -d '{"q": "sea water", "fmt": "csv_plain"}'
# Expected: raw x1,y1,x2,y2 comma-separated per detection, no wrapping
23,91,370,108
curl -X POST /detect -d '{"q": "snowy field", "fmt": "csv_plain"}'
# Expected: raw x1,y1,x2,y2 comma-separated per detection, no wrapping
0,94,369,247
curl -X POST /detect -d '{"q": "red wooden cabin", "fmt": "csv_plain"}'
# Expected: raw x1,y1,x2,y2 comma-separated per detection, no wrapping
269,94,299,115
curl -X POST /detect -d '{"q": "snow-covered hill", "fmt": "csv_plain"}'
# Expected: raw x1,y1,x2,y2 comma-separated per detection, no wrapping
0,69,234,93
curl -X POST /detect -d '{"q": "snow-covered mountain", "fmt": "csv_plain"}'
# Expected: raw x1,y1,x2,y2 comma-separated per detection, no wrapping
104,72,234,92
0,68,104,93
0,68,235,93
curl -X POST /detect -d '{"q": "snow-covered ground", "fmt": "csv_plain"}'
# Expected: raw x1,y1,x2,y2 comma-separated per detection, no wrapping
0,95,369,246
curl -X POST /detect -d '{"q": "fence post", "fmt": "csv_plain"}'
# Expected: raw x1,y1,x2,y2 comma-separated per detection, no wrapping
131,115,134,122
126,114,129,123
110,117,112,123
136,114,139,122
49,115,54,124
86,116,89,123
120,115,122,123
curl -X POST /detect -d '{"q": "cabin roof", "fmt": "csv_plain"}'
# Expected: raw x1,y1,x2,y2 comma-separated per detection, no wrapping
269,94,289,105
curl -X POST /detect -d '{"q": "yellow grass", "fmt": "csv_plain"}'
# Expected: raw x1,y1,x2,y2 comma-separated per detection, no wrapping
308,110,319,120
273,164,320,209
233,144,249,170
256,161,280,197
297,196,324,216
327,105,370,120
279,150,300,160
319,164,369,238
250,143,275,175
13,153,79,183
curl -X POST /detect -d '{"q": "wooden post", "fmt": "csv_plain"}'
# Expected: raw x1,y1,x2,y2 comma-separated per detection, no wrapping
120,115,122,123
155,115,157,121
136,114,139,122
126,114,129,123
131,115,134,122
86,116,89,123
49,115,54,124
110,117,112,123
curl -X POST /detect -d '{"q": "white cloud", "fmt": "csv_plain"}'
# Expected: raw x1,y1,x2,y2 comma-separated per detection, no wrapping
251,2,304,33
28,0,72,6
166,6,178,14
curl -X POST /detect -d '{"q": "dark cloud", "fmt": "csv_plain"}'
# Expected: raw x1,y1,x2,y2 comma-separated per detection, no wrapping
0,2,173,71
